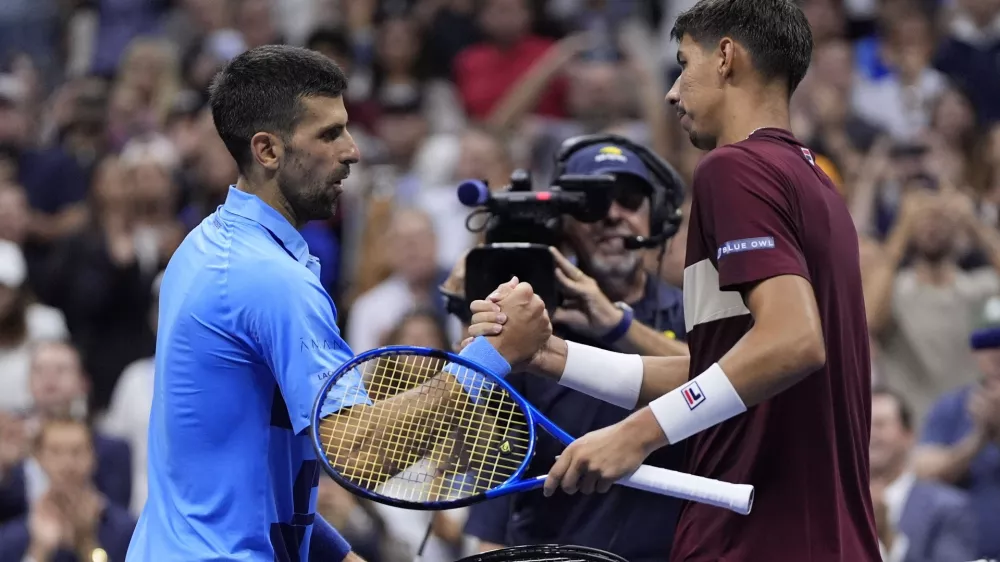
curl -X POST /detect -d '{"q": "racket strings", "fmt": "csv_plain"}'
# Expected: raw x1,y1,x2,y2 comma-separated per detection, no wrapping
317,352,531,503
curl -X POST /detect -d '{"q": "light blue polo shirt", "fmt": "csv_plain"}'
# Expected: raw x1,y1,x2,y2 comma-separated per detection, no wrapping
126,187,369,562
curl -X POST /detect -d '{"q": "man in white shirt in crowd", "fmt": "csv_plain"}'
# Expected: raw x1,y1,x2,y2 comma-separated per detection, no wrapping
870,386,976,562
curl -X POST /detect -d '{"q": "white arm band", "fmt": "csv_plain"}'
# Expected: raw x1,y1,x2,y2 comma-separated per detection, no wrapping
559,340,644,409
648,363,747,444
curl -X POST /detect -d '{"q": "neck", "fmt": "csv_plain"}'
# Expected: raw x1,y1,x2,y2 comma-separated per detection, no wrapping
236,176,302,228
871,461,907,488
716,87,792,147
598,268,646,304
914,258,955,285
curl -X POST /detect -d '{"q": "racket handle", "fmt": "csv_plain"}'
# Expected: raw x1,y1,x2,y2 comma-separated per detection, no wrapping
519,465,753,515
618,465,754,515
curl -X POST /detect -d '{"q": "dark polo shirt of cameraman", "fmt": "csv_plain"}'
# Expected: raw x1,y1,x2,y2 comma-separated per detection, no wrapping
464,274,686,561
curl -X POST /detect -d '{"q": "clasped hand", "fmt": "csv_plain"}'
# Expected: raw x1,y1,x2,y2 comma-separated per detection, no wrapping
464,278,656,497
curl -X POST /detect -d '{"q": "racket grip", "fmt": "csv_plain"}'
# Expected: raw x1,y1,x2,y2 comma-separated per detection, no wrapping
618,465,754,515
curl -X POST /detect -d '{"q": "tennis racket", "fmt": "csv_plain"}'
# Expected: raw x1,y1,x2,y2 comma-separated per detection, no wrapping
309,345,754,515
454,545,629,562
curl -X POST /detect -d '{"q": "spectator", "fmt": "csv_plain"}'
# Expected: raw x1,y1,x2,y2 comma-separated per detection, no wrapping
453,0,568,121
869,387,977,562
934,0,1000,124
0,73,89,251
98,271,160,516
852,7,948,141
0,240,68,413
864,188,1000,420
914,295,1000,560
37,156,158,413
0,417,136,562
0,340,131,523
413,123,514,267
347,208,451,353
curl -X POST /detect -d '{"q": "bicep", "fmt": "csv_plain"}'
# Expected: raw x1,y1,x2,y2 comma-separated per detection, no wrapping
744,275,822,338
697,152,808,291
252,275,370,433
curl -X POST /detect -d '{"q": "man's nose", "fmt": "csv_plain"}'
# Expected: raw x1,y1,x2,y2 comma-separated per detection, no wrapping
666,79,680,106
343,131,361,165
606,201,628,222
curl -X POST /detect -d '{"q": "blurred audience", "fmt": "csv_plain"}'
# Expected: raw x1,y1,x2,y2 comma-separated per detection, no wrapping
0,241,68,413
0,0,999,559
914,296,1000,560
869,387,976,562
0,417,136,562
0,341,132,524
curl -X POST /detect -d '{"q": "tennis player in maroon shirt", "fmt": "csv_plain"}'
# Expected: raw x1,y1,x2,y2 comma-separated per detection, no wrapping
464,0,881,560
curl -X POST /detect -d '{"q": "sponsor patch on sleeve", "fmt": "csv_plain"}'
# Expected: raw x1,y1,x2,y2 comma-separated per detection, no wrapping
717,236,775,259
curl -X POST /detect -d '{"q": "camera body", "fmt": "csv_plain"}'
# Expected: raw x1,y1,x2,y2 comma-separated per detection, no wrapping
461,169,617,314
453,133,686,317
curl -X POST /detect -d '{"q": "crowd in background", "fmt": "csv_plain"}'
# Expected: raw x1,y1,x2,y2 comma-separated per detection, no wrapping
0,0,999,561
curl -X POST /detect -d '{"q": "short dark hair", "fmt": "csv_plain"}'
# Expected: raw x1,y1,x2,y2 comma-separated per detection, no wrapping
208,45,348,174
872,385,913,432
671,0,813,96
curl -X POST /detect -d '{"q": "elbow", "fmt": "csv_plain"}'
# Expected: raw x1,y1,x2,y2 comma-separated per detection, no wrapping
790,328,826,374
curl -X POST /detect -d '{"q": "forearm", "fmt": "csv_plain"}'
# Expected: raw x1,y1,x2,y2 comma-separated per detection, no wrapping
715,323,826,408
865,229,907,333
529,337,689,408
913,435,986,484
615,321,689,357
322,374,464,482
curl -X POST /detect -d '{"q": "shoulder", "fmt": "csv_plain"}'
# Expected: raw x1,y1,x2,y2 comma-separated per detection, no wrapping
0,515,29,547
229,250,323,304
94,432,132,459
911,479,970,511
692,144,785,192
931,385,973,415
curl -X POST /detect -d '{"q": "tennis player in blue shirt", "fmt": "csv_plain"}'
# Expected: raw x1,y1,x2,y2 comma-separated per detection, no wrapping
125,45,551,562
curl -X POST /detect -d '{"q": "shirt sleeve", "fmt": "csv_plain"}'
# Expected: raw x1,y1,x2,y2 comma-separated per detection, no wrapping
694,147,810,293
247,267,371,435
919,389,966,447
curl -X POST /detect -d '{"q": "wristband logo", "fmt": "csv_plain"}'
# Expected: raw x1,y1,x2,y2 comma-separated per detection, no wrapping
682,381,705,410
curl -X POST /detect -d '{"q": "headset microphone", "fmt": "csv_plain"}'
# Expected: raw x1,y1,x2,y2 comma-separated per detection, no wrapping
622,233,667,250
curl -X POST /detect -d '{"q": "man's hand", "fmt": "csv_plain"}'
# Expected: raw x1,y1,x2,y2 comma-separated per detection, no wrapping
549,247,624,337
28,493,68,560
0,412,27,479
969,379,1000,442
482,278,552,368
543,409,666,497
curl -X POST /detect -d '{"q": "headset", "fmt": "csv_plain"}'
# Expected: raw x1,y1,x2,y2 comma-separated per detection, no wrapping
553,133,686,250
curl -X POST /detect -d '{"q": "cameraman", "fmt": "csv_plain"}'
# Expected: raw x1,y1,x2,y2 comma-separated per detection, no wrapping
458,141,687,561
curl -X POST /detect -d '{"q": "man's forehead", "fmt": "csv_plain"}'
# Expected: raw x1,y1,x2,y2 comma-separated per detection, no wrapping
298,95,347,125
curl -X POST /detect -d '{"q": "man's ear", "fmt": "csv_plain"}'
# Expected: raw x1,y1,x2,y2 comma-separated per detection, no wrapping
718,37,736,80
250,132,284,172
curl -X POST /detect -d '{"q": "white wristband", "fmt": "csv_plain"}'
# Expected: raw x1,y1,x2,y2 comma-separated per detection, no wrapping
648,363,746,444
559,340,644,409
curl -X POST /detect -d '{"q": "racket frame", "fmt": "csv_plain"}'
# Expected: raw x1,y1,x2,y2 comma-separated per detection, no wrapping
309,345,542,510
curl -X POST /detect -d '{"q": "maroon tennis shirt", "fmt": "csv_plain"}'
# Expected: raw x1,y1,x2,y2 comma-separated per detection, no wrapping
672,128,880,561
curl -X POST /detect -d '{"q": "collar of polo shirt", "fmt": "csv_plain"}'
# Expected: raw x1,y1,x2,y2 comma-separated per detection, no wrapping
222,186,312,265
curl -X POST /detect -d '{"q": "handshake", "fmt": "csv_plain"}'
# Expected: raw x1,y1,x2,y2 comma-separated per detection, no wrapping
459,277,557,372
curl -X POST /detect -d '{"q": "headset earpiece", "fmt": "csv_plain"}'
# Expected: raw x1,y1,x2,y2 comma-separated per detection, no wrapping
554,133,685,246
